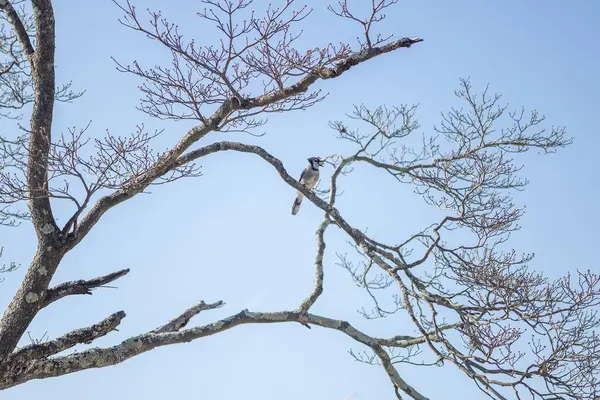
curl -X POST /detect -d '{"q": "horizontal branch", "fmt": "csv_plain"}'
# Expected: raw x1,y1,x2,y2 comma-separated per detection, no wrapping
44,269,130,306
0,306,428,398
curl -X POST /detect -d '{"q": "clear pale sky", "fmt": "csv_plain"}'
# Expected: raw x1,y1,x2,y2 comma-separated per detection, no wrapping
1,0,599,399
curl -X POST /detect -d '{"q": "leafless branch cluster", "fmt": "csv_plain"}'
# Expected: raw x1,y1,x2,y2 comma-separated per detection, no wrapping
111,0,358,132
328,0,398,50
0,0,81,114
0,0,81,116
1,122,201,234
0,135,27,225
0,0,81,226
323,79,598,399
0,0,595,399
0,0,34,117
0,246,18,284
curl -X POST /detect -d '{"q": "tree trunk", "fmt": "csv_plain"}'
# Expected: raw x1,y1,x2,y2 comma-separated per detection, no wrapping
0,0,58,361
0,244,63,360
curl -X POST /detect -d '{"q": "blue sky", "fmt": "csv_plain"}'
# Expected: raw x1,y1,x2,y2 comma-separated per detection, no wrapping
1,0,599,399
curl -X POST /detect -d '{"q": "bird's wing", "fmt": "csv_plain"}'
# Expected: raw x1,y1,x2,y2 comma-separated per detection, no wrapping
298,165,308,183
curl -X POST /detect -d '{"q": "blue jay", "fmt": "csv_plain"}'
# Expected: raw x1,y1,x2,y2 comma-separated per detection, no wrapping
291,156,324,215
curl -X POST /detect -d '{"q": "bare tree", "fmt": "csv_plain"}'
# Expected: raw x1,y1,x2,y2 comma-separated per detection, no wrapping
0,1,597,399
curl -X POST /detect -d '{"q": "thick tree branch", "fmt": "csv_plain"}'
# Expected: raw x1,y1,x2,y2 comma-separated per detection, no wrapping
0,306,428,399
44,268,130,306
27,0,57,232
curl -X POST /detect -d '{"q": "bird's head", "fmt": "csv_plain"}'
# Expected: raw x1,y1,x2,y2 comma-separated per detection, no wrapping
307,156,325,168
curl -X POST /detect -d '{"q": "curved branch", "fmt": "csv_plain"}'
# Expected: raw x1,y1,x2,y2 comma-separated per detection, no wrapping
175,141,405,279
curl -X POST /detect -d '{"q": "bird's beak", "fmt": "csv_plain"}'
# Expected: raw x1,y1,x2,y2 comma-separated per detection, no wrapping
318,160,325,166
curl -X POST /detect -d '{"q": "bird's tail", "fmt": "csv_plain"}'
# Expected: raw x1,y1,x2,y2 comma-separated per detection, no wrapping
291,192,304,215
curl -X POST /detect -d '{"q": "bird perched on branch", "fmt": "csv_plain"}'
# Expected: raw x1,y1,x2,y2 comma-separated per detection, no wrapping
291,156,324,215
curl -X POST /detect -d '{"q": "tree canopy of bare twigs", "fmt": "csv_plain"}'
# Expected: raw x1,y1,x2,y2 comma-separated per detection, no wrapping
0,1,598,399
